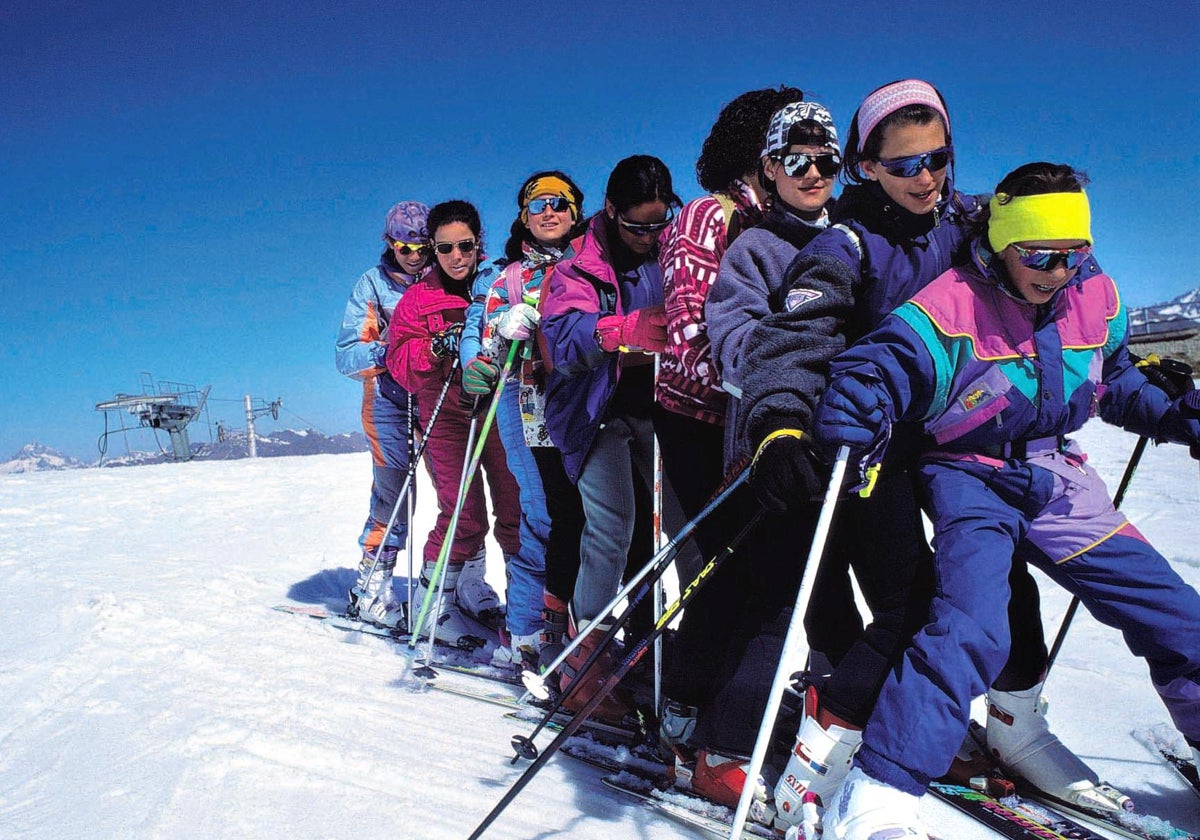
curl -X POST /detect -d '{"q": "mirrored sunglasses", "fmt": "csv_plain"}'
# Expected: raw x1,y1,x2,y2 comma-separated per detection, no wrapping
617,210,674,237
393,241,429,256
877,145,953,178
527,197,572,215
433,239,477,255
1010,243,1092,272
777,151,842,178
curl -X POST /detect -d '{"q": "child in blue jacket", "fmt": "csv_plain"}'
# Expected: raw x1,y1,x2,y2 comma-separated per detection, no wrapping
814,162,1200,839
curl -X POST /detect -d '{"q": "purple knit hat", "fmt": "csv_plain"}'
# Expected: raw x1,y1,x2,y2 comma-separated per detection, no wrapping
855,80,949,153
382,201,430,242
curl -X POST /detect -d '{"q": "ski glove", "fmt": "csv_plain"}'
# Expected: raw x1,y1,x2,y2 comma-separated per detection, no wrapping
1157,390,1200,458
430,323,463,359
814,374,891,455
495,303,540,341
748,427,826,514
1135,354,1195,400
462,355,500,395
594,305,669,354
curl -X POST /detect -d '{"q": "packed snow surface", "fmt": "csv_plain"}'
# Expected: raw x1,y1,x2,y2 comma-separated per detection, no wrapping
1,420,1198,838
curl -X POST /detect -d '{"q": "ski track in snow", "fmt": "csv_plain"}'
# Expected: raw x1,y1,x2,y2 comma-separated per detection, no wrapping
1,430,1198,839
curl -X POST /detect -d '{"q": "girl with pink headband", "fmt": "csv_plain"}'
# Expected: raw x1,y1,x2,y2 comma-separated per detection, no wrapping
731,79,1105,833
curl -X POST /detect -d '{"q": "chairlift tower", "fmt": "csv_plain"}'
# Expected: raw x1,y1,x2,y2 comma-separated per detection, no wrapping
95,373,211,462
244,395,282,458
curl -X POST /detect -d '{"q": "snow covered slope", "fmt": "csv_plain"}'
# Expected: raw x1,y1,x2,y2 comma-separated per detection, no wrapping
0,421,1197,839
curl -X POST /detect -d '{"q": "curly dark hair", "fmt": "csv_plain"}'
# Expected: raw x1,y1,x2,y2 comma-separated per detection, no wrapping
695,85,805,192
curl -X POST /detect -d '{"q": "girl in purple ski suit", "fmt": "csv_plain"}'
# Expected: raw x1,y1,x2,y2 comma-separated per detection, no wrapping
814,162,1200,837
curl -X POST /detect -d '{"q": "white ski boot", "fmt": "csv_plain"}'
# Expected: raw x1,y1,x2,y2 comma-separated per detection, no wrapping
986,682,1130,812
775,684,863,829
408,561,489,650
490,631,540,673
821,766,927,840
346,547,405,629
455,553,506,630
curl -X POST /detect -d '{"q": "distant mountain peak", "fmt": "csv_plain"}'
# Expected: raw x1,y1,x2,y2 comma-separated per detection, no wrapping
1,443,87,474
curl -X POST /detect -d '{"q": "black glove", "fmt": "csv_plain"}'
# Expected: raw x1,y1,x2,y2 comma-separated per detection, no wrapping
748,426,827,514
430,322,464,359
1135,353,1195,400
458,387,492,416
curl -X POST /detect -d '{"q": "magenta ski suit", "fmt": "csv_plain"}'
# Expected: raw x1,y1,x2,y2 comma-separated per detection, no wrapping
386,265,522,566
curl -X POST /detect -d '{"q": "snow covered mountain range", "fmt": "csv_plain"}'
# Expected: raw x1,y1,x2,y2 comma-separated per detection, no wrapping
1,430,369,473
1128,287,1200,337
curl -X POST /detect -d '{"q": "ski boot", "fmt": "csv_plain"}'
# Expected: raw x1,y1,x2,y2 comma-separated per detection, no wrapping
346,547,405,629
659,698,699,789
558,616,636,728
690,748,775,823
407,560,489,651
490,631,540,674
821,766,927,840
774,683,863,829
986,682,1131,813
456,552,506,631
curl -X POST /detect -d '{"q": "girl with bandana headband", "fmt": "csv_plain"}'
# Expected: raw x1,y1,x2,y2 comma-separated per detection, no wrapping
812,162,1200,838
456,171,588,675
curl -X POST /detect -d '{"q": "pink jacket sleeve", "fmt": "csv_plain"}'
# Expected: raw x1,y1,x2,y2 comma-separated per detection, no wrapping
385,286,443,393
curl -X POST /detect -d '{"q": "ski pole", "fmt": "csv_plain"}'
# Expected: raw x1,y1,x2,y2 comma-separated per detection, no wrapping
408,341,523,663
520,464,750,700
729,445,851,840
509,462,749,761
470,508,767,840
405,390,417,619
651,354,664,714
355,359,459,612
1045,434,1148,673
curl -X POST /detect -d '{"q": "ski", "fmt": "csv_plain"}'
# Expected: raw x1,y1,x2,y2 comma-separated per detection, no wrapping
1134,724,1200,800
1018,786,1198,840
273,601,504,665
505,707,646,746
930,782,1111,840
600,772,779,839
559,734,671,778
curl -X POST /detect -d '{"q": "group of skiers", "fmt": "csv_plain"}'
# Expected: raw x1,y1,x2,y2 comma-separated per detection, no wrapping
334,78,1200,840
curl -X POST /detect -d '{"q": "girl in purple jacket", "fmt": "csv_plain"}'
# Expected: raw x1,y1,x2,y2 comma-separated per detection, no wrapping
540,155,680,724
814,161,1200,839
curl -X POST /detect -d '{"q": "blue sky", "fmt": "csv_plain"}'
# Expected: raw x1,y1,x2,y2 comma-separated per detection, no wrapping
3,0,1198,460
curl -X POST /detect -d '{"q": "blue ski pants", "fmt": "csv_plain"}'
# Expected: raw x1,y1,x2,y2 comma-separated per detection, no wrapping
359,376,412,553
858,451,1200,796
495,382,548,637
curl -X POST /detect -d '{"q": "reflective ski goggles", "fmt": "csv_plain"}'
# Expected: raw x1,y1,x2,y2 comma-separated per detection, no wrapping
392,240,430,256
1010,243,1093,272
876,145,953,178
526,196,572,215
617,210,674,237
433,239,477,255
776,151,842,178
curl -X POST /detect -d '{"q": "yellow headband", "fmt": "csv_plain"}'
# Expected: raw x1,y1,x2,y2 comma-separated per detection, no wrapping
520,176,578,223
987,191,1092,253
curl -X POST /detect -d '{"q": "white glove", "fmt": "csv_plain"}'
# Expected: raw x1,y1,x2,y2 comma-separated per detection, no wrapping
495,303,541,341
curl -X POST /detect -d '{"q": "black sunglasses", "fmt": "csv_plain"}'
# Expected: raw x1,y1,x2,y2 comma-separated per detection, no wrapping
617,210,674,237
876,145,953,178
777,151,842,178
527,197,572,215
433,239,477,256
